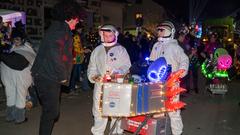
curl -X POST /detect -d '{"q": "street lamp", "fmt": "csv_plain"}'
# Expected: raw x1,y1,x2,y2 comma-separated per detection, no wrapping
135,13,143,34
135,13,143,27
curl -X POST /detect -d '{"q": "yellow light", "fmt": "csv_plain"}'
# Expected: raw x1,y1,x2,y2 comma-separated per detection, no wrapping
227,38,232,42
203,38,208,42
135,13,142,18
160,91,164,95
147,34,151,38
160,84,164,89
161,108,166,112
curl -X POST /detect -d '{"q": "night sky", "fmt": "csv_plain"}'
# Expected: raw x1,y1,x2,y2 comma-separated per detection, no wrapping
153,0,239,22
107,0,239,22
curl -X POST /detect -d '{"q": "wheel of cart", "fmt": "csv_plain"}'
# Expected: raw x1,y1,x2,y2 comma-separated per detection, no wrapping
209,83,228,98
204,76,228,98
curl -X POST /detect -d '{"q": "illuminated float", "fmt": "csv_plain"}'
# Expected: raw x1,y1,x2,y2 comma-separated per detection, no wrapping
201,48,232,94
101,57,186,134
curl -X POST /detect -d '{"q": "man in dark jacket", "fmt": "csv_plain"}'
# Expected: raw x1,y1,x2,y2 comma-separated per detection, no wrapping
31,1,81,135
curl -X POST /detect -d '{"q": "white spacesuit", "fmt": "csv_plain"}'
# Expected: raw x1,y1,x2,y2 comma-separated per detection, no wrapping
88,24,131,135
150,21,189,135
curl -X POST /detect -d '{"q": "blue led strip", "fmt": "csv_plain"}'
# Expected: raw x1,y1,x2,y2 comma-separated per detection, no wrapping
143,84,149,113
137,84,143,113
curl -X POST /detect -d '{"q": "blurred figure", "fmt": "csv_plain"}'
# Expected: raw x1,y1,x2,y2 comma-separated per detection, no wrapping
122,33,140,64
13,20,31,43
176,26,190,55
188,46,200,93
177,28,191,91
31,1,81,134
1,29,36,124
0,16,11,46
88,24,131,135
68,22,91,93
150,21,189,135
139,32,150,59
204,32,222,59
117,27,124,45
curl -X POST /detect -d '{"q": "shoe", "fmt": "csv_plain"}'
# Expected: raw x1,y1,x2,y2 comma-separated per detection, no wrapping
6,119,15,123
75,85,80,89
15,118,28,125
68,91,79,96
82,87,92,91
25,101,33,110
194,88,199,94
82,88,91,92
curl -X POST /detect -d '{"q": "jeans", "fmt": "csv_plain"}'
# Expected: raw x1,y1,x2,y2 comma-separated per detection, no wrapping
34,75,61,135
69,64,91,91
81,71,91,91
28,85,38,107
185,66,199,93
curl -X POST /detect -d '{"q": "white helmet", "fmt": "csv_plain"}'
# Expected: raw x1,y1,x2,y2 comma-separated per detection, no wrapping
99,24,119,47
156,21,176,42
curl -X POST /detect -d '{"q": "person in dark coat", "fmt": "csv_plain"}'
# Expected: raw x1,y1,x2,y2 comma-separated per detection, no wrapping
31,1,81,135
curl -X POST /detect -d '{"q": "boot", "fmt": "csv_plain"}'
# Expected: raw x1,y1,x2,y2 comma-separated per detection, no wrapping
6,106,15,122
15,107,27,124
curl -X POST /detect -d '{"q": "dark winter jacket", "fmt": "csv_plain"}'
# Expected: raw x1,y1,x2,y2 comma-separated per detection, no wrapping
31,21,73,84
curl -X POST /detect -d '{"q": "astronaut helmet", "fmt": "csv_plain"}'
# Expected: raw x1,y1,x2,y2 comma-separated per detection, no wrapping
156,21,176,42
99,24,119,47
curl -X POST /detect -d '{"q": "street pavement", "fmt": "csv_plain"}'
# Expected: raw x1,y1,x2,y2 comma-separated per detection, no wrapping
0,80,240,135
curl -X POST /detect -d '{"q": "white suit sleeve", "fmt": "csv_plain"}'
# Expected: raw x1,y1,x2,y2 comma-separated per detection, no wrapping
87,49,99,83
175,46,189,77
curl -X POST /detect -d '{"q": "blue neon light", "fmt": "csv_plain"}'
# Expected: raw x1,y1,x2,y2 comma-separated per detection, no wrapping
147,57,171,82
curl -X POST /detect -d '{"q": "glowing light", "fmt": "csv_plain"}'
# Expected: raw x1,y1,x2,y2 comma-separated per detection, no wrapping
135,13,142,19
148,70,160,82
158,65,167,79
217,54,232,70
203,38,208,42
147,57,171,82
147,34,151,38
201,61,229,79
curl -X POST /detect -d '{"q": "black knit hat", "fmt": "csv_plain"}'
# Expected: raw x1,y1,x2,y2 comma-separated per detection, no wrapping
11,29,25,39
14,20,25,28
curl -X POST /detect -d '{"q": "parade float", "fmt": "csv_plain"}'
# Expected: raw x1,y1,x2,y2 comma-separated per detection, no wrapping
100,57,186,135
201,48,233,95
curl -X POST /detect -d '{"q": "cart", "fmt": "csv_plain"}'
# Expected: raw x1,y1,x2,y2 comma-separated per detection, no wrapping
109,113,171,135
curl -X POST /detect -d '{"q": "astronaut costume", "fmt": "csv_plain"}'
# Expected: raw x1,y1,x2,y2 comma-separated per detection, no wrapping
88,25,131,135
150,21,189,135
